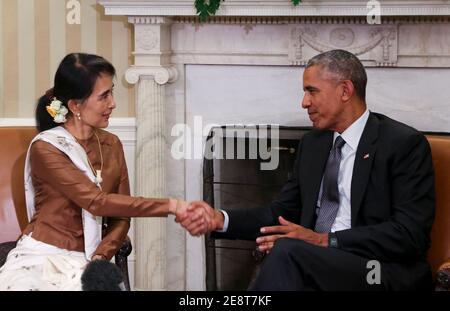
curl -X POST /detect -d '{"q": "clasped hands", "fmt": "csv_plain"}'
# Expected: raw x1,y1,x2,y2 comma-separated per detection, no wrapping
171,200,329,251
171,200,223,236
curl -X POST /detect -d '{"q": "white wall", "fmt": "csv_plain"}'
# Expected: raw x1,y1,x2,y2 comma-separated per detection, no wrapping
186,65,450,132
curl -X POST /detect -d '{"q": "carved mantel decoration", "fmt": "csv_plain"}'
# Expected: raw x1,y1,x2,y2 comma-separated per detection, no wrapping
98,0,450,290
289,25,397,66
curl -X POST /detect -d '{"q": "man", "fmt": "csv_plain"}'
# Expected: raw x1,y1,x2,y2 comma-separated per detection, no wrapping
182,50,435,290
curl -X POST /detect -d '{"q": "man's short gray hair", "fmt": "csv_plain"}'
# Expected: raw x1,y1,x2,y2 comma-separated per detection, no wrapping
306,49,367,101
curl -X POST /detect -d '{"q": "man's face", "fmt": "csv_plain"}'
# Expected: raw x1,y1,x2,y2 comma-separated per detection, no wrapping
301,65,346,132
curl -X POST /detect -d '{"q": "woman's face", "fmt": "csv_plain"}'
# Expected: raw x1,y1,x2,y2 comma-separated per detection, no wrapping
78,73,116,129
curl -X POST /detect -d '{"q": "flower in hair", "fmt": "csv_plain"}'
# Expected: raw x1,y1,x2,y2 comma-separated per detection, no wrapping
46,98,68,123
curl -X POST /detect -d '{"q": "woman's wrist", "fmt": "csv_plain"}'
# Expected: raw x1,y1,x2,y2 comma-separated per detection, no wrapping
168,198,178,215
92,254,107,261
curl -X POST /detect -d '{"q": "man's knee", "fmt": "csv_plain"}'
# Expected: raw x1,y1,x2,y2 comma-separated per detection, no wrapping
249,238,307,290
269,238,333,271
269,238,309,260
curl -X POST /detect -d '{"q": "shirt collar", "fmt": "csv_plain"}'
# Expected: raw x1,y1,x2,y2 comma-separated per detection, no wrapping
333,109,370,151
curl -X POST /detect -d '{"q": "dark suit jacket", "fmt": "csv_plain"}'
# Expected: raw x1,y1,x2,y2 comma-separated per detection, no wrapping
216,112,436,290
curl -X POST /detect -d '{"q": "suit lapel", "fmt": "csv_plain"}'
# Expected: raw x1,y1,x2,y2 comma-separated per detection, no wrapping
301,131,333,228
351,113,379,226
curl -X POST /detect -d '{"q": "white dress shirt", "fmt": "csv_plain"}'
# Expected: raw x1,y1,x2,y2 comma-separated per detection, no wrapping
219,109,370,233
317,109,370,232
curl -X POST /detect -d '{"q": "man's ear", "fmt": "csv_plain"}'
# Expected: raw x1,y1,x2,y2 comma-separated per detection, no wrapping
67,99,79,115
341,80,355,101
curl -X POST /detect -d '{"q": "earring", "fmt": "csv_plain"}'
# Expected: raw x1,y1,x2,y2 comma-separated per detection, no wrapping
76,113,81,121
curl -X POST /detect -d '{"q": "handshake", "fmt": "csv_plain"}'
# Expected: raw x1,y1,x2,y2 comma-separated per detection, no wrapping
169,200,225,236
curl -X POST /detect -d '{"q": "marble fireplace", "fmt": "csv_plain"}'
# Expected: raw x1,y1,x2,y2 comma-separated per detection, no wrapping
99,0,450,290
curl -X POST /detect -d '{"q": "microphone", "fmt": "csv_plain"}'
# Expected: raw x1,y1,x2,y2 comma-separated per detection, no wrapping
81,260,126,291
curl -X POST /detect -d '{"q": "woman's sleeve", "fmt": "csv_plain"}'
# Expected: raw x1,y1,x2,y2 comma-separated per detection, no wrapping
31,140,175,218
94,140,132,260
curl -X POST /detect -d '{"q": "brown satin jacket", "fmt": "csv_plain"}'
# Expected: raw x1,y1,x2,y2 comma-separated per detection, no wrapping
23,129,171,260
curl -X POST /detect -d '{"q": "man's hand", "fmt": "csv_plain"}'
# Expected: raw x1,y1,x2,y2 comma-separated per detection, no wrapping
171,200,210,236
256,216,328,253
174,201,224,236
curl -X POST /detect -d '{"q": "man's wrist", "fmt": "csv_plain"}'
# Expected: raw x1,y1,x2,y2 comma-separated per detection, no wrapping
214,210,228,233
214,209,225,231
317,233,329,247
328,232,339,248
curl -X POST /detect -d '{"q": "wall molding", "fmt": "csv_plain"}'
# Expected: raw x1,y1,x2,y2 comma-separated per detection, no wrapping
0,118,36,127
173,16,450,25
0,118,136,143
100,1,450,17
108,118,137,146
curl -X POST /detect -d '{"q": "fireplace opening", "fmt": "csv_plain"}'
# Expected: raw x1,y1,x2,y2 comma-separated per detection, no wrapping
203,125,311,290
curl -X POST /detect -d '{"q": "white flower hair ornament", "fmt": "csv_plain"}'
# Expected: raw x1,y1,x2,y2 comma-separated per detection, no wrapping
46,98,68,123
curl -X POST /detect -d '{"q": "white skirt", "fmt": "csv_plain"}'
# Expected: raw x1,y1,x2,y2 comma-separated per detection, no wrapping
0,234,87,291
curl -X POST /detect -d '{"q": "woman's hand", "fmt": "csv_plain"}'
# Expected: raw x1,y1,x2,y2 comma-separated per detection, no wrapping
91,254,107,261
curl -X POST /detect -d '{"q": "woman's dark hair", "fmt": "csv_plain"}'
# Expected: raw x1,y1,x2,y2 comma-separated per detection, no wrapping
36,53,116,132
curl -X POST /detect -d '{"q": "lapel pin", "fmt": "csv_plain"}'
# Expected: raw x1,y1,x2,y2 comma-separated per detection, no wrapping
363,153,370,159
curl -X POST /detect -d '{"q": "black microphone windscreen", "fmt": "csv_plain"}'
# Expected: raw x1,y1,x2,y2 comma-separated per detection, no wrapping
81,260,125,291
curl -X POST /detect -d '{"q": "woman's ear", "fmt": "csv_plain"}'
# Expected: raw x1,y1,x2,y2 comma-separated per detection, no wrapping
67,99,79,115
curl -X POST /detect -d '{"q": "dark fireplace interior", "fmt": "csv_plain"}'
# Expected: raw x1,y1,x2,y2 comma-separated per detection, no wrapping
203,126,311,291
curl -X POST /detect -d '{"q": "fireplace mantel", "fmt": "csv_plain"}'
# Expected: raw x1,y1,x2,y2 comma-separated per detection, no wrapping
100,0,450,17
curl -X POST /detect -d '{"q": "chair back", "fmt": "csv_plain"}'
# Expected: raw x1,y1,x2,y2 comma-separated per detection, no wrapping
0,127,37,243
426,134,450,276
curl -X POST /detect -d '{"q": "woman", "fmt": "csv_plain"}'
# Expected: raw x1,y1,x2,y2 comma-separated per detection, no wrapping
0,53,207,290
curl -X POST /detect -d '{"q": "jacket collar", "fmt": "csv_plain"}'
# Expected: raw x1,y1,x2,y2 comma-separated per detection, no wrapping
350,112,379,225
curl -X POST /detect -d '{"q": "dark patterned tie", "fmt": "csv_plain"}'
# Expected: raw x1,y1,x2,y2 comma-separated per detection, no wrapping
314,136,346,233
